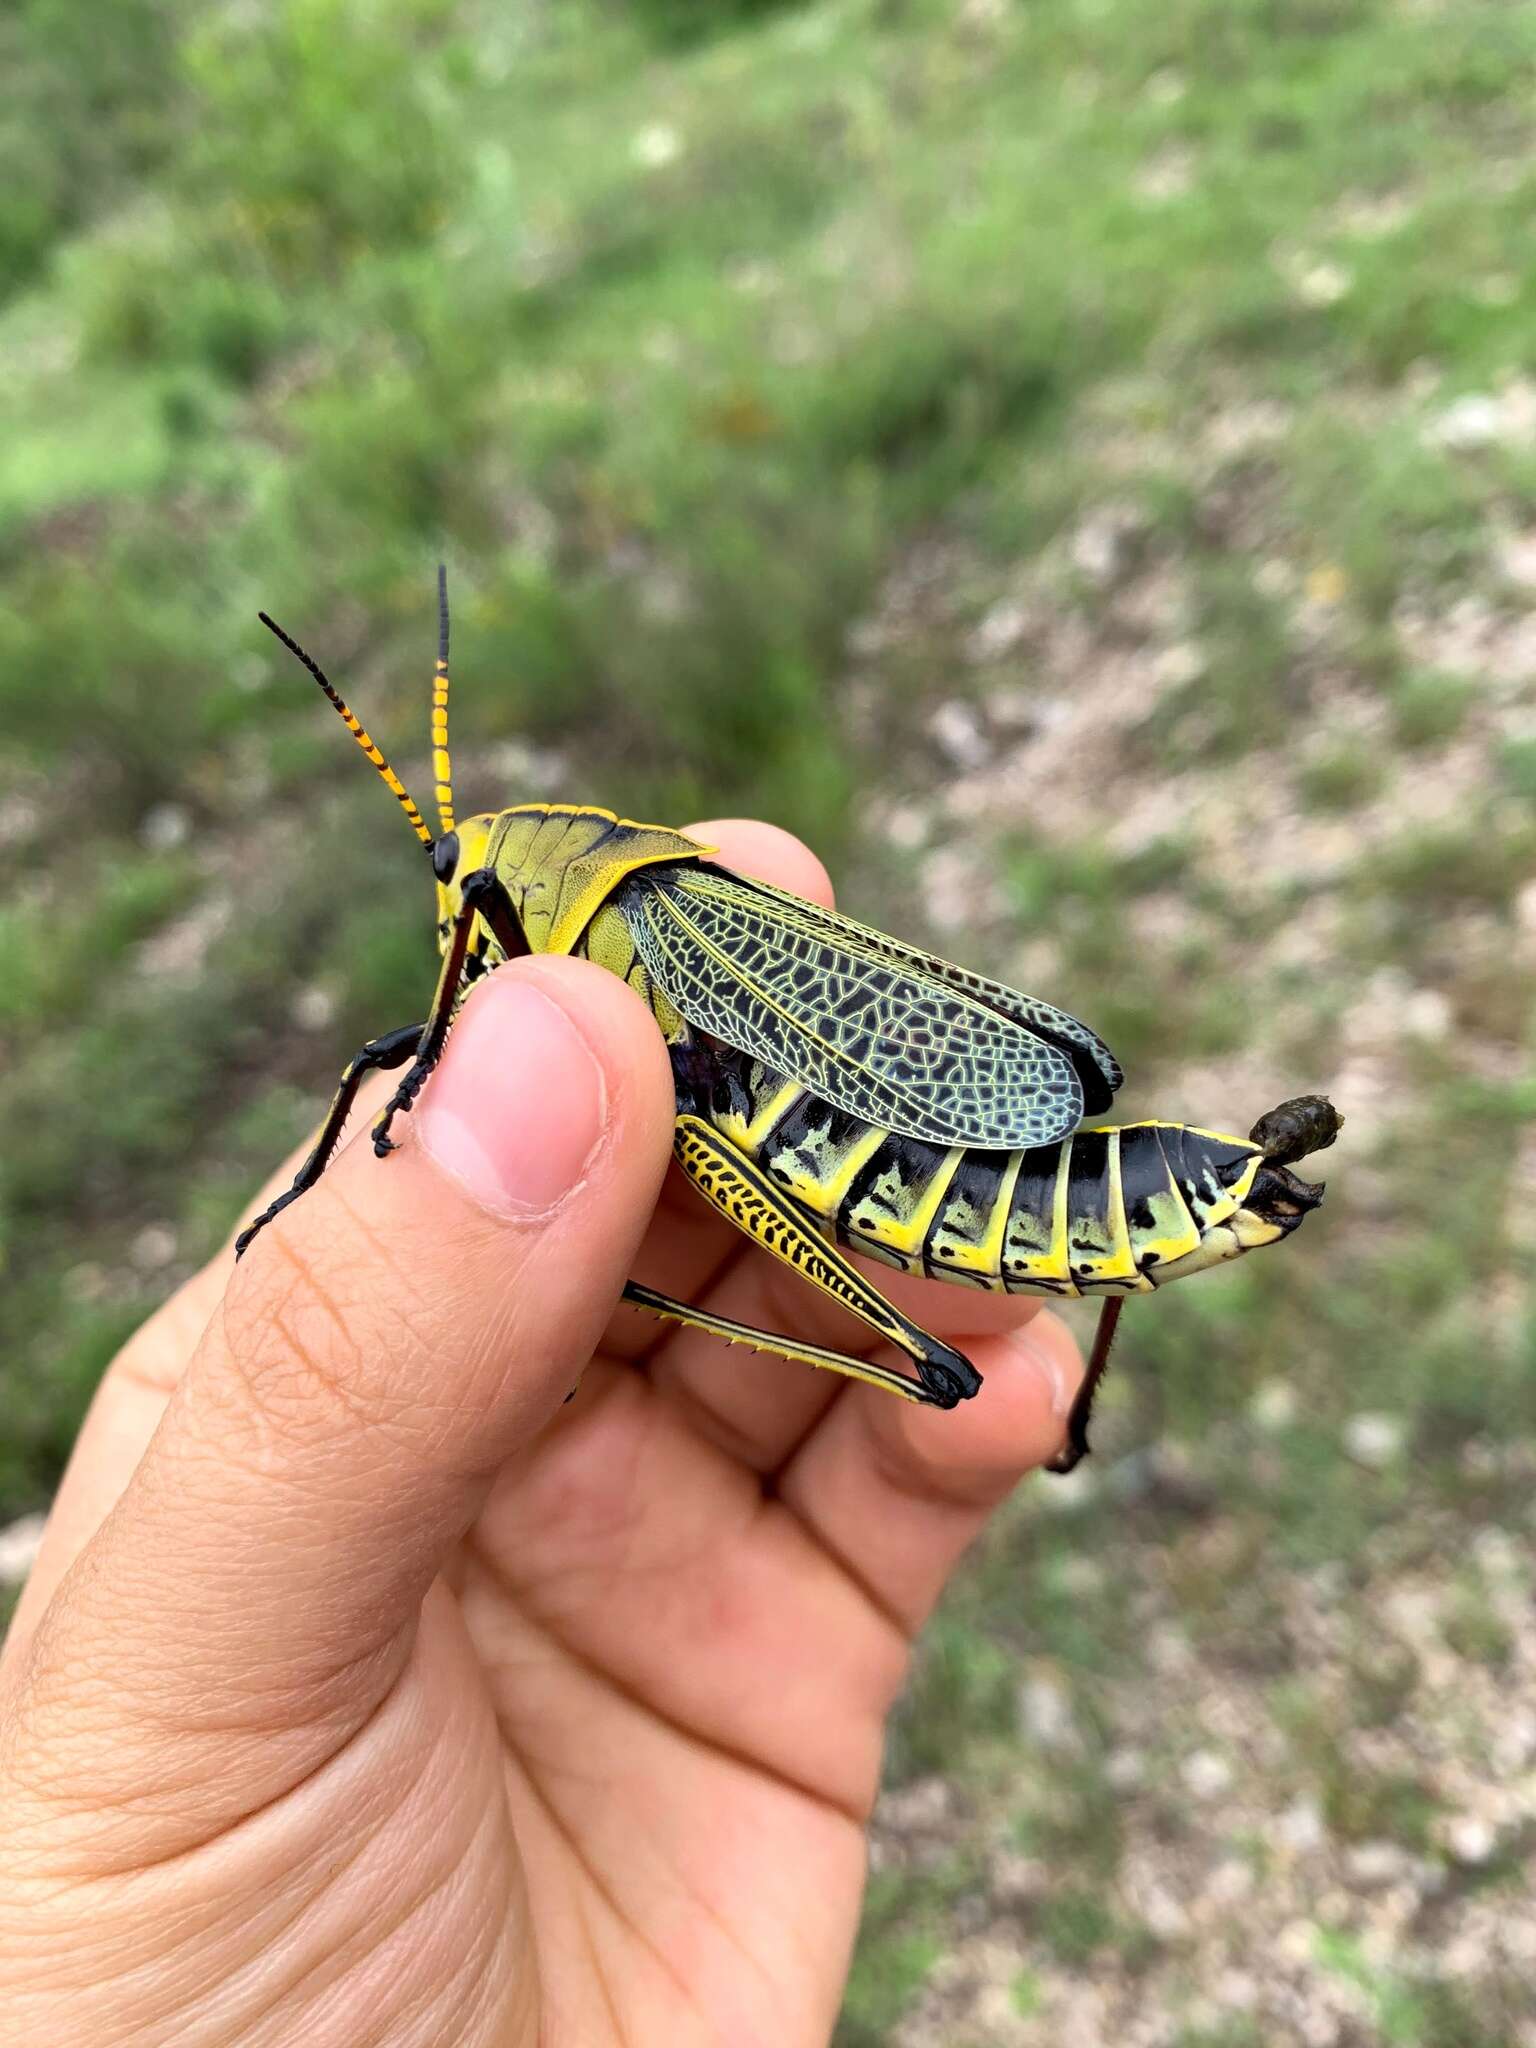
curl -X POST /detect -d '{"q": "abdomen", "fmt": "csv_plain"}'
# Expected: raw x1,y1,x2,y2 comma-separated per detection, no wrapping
686,1044,1264,1299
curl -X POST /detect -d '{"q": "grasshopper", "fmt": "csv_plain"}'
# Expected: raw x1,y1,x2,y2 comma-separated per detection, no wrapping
237,574,1340,1469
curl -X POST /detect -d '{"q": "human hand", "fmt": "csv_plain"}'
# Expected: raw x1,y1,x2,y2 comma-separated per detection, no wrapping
0,820,1082,2048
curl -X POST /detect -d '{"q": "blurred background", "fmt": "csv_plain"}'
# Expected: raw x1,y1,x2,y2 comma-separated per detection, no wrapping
2,0,1534,2039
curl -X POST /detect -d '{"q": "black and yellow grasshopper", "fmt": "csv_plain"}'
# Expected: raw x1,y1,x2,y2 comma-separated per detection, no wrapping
236,574,1340,1470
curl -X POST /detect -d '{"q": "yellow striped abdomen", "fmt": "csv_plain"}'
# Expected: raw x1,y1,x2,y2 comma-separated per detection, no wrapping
690,1046,1269,1299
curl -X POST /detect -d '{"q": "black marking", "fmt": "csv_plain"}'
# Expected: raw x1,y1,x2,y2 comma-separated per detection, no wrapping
759,1093,870,1186
1159,1126,1256,1217
839,1132,949,1236
1002,1142,1068,1292
922,1147,1012,1279
1117,1125,1168,1232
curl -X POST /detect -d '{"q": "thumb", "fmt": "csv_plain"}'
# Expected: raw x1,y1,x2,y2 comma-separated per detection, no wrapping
3,958,674,1857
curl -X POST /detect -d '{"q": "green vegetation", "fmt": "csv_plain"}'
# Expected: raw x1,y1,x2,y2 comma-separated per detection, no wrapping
2,0,1532,2036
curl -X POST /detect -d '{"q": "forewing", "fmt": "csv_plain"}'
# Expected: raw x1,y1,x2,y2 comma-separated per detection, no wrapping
621,864,1115,1148
737,872,1123,1113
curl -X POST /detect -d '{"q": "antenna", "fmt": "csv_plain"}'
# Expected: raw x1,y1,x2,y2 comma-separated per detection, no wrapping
258,612,436,854
432,563,456,835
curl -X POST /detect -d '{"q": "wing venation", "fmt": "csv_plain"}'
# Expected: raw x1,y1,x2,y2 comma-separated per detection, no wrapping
620,864,1120,1149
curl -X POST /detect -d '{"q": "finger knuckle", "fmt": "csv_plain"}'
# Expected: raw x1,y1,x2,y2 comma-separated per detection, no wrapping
219,1194,436,1450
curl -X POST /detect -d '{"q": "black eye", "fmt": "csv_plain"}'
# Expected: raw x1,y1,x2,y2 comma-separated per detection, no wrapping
432,831,460,882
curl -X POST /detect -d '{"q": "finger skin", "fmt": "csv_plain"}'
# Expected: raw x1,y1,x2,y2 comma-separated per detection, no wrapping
2,958,676,1870
638,1218,1052,1473
777,1309,1085,1635
5,1072,399,1659
455,1308,1083,1821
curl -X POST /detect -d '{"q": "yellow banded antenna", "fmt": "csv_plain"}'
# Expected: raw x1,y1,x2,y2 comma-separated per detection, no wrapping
258,611,436,854
432,562,456,835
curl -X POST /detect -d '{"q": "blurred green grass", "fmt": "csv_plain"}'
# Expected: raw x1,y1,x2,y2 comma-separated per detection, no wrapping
2,0,1534,2038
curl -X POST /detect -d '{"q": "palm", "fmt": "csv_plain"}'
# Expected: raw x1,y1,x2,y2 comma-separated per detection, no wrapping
446,1365,878,2044
355,1138,1067,2047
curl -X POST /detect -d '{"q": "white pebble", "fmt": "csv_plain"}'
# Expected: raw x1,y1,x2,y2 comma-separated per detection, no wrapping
291,984,338,1034
1497,528,1536,587
1105,1747,1146,1793
1250,1379,1298,1430
1216,1966,1257,2009
1070,505,1142,586
1293,258,1353,306
965,598,1029,662
1017,1669,1078,1750
1205,1857,1255,1905
1345,1840,1410,1889
1445,1814,1497,1866
1037,1463,1097,1510
1181,1749,1233,1800
1134,146,1196,204
632,123,681,167
1430,393,1501,451
0,1512,47,1587
926,699,990,771
1152,639,1206,689
139,802,191,853
1401,987,1452,1041
130,1223,178,1272
1343,1412,1406,1469
1277,1798,1326,1853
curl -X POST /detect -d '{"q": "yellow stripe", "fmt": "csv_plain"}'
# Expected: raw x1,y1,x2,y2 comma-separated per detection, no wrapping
1005,1140,1075,1291
856,1147,966,1261
818,1124,892,1210
1105,1131,1137,1278
943,1148,1025,1280
777,1122,889,1218
1051,1139,1075,1292
1085,1117,1254,1150
740,1079,806,1151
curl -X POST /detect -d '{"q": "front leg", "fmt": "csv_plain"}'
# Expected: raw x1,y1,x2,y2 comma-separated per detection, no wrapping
372,868,523,1156
235,1021,425,1259
633,1113,982,1408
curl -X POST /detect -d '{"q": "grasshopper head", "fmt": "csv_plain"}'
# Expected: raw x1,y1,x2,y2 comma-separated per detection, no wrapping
430,812,497,952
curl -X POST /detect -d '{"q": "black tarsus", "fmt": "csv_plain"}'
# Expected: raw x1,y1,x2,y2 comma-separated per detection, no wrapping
234,1020,426,1260
915,1337,984,1408
1046,1294,1125,1475
437,562,450,666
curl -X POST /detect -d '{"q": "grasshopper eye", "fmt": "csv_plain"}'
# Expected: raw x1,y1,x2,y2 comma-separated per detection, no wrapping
432,831,460,883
